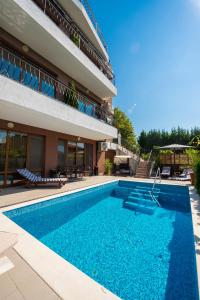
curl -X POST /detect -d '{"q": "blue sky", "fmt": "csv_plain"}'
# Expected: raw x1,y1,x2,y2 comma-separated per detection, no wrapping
89,0,200,135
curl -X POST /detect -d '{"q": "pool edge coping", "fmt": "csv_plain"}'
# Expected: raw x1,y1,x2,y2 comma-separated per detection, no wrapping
0,178,198,299
189,186,200,297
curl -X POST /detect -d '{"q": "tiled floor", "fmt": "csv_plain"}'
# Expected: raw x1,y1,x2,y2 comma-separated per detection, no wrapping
0,176,117,208
0,249,61,300
0,176,189,208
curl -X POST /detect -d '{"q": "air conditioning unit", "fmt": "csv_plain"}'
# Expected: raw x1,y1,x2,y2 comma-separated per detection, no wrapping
98,142,108,152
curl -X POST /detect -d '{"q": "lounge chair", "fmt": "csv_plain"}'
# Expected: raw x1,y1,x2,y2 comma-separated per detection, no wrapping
161,166,171,178
174,169,192,181
17,169,67,188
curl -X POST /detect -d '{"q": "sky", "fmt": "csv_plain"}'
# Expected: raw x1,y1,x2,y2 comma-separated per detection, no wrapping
89,0,200,135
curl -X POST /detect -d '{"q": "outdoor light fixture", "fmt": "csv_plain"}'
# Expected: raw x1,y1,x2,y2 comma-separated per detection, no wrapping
7,122,14,129
77,136,81,141
22,45,29,53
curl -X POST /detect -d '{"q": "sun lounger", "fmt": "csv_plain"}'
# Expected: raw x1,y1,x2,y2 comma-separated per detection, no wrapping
161,166,171,178
17,169,67,188
174,169,191,181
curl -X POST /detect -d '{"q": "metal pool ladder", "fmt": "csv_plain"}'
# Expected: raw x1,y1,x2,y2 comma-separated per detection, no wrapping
149,167,161,207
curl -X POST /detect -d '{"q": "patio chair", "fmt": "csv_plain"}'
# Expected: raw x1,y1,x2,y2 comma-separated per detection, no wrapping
174,169,191,181
17,169,67,188
161,166,171,178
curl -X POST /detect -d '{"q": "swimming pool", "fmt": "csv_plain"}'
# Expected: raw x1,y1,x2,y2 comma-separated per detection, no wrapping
4,180,199,299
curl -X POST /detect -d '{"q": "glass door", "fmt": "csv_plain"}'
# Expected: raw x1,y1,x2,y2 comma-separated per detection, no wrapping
27,135,44,175
0,130,44,187
6,131,27,185
0,130,7,186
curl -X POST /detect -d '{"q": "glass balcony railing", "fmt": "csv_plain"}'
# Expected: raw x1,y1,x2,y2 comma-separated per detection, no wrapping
33,0,115,84
0,46,113,125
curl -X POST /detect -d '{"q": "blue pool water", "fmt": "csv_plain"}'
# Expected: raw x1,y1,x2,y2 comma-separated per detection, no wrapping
4,181,199,299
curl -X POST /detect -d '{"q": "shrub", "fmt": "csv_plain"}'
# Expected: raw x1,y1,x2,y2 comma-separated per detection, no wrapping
141,153,150,161
105,159,112,175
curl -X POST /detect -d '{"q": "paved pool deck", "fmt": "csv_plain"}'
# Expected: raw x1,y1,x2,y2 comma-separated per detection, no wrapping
0,176,199,300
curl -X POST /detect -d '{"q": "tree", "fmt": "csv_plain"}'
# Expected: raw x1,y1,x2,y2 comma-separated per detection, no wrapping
113,107,138,152
138,127,200,153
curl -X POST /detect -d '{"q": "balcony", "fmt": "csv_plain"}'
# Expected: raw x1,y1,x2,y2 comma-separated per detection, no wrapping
78,0,108,52
0,46,117,140
0,0,117,99
33,0,115,84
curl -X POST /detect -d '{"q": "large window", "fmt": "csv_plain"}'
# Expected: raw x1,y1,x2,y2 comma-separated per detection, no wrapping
0,130,44,186
27,135,44,171
0,130,7,186
85,143,93,171
57,140,93,170
58,140,65,168
7,132,27,172
67,141,77,166
76,143,85,166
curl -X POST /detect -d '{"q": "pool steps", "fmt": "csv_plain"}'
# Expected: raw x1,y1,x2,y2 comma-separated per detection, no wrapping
124,201,155,215
113,186,160,214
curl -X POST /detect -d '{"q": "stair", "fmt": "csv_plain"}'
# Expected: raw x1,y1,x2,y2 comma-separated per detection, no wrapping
123,201,155,215
122,186,161,214
135,160,149,178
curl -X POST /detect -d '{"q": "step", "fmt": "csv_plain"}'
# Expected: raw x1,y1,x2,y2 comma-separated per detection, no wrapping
129,192,158,202
135,186,160,193
127,195,157,207
123,201,155,215
113,186,135,198
132,190,159,199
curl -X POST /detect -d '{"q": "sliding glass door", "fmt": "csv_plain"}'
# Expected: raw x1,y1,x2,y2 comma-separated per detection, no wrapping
0,130,44,187
0,130,7,186
57,140,93,171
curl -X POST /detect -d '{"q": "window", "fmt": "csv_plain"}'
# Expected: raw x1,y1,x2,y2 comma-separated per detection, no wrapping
76,143,85,166
0,130,7,186
57,140,92,169
7,132,27,172
85,143,93,171
27,135,44,172
67,141,76,166
0,130,44,186
57,140,65,168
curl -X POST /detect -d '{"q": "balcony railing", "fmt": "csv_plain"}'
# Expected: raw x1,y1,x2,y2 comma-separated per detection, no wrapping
32,0,115,84
78,0,108,52
0,47,113,125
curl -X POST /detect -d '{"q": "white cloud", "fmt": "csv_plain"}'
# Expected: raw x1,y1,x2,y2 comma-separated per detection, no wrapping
127,104,137,115
130,42,140,54
190,0,200,12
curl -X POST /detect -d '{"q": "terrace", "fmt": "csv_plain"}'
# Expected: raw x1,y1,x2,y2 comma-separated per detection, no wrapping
0,46,113,126
33,0,115,83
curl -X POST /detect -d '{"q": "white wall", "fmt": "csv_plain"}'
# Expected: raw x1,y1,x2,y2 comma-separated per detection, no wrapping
0,76,118,140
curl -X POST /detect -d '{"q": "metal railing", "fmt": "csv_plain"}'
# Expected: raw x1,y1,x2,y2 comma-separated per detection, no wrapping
33,0,115,84
149,167,161,207
79,0,108,52
0,46,113,125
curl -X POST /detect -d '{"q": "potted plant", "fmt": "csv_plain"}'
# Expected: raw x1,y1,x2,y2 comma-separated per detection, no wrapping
105,159,112,175
71,32,80,47
64,81,78,109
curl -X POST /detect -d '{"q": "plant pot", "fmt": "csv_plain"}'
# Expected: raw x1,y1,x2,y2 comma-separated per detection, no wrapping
190,172,196,185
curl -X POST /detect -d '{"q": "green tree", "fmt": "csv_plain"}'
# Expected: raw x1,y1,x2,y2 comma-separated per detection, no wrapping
138,127,200,153
113,107,138,152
